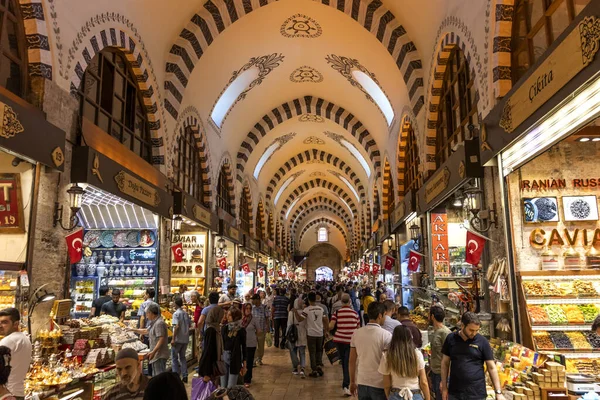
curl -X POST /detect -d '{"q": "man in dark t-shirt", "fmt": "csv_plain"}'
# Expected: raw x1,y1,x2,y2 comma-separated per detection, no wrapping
398,306,423,347
101,289,126,321
441,312,505,400
90,286,111,317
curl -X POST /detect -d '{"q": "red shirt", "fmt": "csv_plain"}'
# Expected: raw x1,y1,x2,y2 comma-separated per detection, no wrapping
331,306,360,344
194,305,202,325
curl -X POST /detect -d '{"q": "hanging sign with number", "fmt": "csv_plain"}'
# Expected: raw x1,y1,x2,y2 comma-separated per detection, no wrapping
0,174,24,233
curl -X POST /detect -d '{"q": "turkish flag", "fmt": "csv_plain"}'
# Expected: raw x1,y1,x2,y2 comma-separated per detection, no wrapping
384,255,395,271
465,229,488,265
372,263,380,275
408,250,423,272
241,263,250,274
217,257,228,271
171,243,184,263
361,261,369,272
258,268,264,278
66,229,84,264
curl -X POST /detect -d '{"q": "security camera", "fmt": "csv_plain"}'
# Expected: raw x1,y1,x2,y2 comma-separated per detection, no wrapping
11,157,23,167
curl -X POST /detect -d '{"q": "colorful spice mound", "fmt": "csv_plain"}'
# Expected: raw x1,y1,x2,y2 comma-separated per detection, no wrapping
566,332,591,349
579,304,598,323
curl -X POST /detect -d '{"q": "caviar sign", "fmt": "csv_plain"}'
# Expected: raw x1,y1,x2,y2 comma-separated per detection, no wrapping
0,174,24,233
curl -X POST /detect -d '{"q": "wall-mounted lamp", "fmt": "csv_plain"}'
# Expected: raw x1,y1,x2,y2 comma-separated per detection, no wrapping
166,215,183,243
464,186,498,233
216,236,228,258
53,184,85,231
27,283,56,335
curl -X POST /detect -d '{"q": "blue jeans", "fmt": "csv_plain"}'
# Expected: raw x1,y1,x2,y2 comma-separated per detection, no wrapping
171,342,188,379
220,350,238,389
150,358,167,377
336,342,350,389
357,385,387,400
430,372,442,400
288,344,306,370
390,393,423,400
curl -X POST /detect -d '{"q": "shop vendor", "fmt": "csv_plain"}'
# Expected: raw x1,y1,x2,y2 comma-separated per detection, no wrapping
101,289,127,322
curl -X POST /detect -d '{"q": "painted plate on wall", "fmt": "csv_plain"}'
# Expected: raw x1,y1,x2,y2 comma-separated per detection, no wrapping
83,231,101,248
126,231,139,247
137,230,156,247
100,231,115,247
114,231,129,247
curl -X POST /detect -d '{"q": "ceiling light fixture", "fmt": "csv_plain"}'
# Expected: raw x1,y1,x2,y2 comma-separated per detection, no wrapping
579,137,591,142
593,138,600,142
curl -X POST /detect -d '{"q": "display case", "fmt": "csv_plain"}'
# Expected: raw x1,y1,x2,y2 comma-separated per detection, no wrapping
0,271,18,309
70,277,96,317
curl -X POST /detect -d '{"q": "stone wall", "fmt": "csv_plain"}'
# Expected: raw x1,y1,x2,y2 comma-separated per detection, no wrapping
304,243,342,280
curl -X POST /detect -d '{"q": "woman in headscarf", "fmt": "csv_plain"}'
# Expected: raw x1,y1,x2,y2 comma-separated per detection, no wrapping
198,305,225,383
241,302,260,388
221,307,247,389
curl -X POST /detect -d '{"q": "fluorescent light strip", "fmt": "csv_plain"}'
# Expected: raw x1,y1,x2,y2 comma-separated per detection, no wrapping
502,74,600,176
274,175,295,205
254,142,280,179
341,139,371,178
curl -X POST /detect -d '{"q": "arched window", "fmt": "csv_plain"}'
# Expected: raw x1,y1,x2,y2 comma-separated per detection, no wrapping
239,186,250,233
317,227,328,242
256,205,264,239
78,49,152,162
217,164,232,215
512,0,590,83
436,48,478,167
0,0,26,97
404,124,419,194
174,126,204,203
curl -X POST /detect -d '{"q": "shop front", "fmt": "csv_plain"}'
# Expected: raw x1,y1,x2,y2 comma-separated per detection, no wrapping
213,220,240,293
238,234,259,297
480,3,600,370
69,143,172,318
391,191,418,308
170,191,218,297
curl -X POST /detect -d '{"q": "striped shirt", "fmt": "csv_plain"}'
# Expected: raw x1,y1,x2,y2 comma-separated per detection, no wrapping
252,304,270,331
331,306,360,344
272,295,290,319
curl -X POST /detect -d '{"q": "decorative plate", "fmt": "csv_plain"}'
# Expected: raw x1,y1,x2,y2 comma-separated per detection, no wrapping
100,231,115,247
195,265,203,274
113,231,129,247
83,231,101,248
126,231,139,247
137,230,156,247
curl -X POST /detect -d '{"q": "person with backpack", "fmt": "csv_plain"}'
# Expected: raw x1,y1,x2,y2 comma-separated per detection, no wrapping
329,293,360,397
286,298,308,378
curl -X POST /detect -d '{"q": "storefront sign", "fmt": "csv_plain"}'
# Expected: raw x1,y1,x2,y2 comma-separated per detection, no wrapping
0,174,24,233
521,178,600,190
431,213,450,276
114,171,160,207
529,228,600,249
392,203,406,226
220,220,241,243
425,168,450,204
192,204,211,226
244,235,259,253
500,16,600,133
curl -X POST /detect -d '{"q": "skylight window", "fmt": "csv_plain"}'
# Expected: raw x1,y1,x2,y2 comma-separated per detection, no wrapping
253,141,280,179
341,139,371,178
211,67,260,128
352,70,394,126
274,175,295,205
337,175,359,202
286,195,304,219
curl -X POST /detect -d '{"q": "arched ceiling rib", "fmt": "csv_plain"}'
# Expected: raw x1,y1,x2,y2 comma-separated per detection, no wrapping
279,178,358,217
297,217,349,250
290,203,353,238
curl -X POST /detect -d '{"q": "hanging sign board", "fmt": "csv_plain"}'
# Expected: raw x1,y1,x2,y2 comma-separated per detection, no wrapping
114,171,160,208
431,213,450,276
0,174,24,233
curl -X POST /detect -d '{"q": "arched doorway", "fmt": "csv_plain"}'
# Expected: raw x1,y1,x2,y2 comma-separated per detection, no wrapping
315,266,333,281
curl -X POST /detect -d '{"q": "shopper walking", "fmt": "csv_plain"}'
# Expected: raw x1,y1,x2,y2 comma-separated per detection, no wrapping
242,302,259,388
441,312,505,400
295,292,329,378
198,292,220,337
379,325,430,400
137,288,158,377
349,302,392,400
329,293,360,396
398,306,423,348
251,294,269,366
219,284,240,310
272,288,289,349
198,305,224,384
429,307,451,400
0,308,31,400
171,297,191,383
221,307,247,389
361,288,375,324
104,348,149,400
287,298,308,378
382,300,401,334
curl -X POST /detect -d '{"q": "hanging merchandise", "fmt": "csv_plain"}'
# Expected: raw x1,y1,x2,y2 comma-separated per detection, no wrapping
241,263,250,274
465,229,488,265
408,250,423,272
383,255,395,271
258,268,264,278
171,242,184,263
66,229,84,264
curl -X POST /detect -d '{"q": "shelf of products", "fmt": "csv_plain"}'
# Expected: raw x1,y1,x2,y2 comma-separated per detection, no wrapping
0,273,17,309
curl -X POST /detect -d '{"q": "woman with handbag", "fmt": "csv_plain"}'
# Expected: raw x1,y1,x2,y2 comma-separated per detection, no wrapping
221,307,247,389
286,298,307,378
242,302,260,388
198,306,225,385
378,325,430,400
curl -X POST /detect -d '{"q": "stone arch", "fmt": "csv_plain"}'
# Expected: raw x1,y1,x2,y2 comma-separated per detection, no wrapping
372,186,381,226
291,204,353,239
280,179,358,217
239,182,253,233
216,154,236,217
289,196,354,230
298,217,349,249
382,158,394,220
237,96,380,182
424,32,482,177
292,206,351,244
67,19,167,171
492,0,515,98
396,114,420,197
256,199,265,239
266,149,366,201
164,0,424,120
19,0,52,79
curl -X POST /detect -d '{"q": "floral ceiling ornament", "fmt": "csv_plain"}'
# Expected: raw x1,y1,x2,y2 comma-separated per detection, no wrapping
303,136,325,145
281,14,322,38
310,171,326,177
306,159,325,164
299,114,324,123
290,66,323,83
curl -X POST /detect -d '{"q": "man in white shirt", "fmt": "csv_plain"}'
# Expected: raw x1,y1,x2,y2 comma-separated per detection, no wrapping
295,292,329,378
381,300,401,334
0,308,32,399
350,302,391,400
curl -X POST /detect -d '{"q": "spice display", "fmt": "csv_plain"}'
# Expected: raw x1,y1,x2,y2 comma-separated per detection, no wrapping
543,305,568,325
523,281,559,297
549,331,573,349
560,304,585,324
532,331,554,349
584,332,600,348
528,306,549,325
573,280,598,296
565,331,591,349
579,304,598,323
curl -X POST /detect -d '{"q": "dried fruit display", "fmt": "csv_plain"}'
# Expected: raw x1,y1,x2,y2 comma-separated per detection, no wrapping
549,331,573,349
543,305,568,325
584,332,600,348
573,280,598,297
523,281,559,297
566,359,600,376
533,331,554,350
528,306,549,325
561,305,585,324
579,304,598,323
566,331,592,349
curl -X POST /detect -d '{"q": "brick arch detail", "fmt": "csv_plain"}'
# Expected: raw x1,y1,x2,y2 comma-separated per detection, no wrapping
293,207,352,249
382,158,394,220
290,199,353,235
256,200,266,239
492,0,516,98
396,114,420,197
19,0,52,79
164,0,424,120
237,96,380,182
280,179,358,217
266,149,366,201
240,183,253,233
298,217,349,250
216,155,236,217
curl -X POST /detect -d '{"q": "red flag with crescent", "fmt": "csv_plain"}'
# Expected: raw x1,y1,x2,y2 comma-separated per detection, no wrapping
408,250,423,272
171,243,184,263
217,257,228,271
66,229,84,264
258,267,264,278
384,255,395,271
241,263,251,274
372,263,380,275
465,229,488,265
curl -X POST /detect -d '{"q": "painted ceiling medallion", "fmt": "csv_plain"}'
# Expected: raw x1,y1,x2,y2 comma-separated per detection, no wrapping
281,14,322,38
299,114,324,123
306,159,325,164
310,172,326,177
303,136,325,145
290,66,323,83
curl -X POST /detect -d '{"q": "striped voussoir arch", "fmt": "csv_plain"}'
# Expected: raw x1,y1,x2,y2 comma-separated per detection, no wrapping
19,0,52,79
290,199,353,234
69,27,166,167
164,0,425,120
179,113,213,207
266,149,366,201
280,179,358,217
396,115,420,198
237,96,380,182
291,205,351,241
297,217,348,249
381,159,393,220
256,200,266,239
218,158,237,217
425,32,480,178
492,0,515,99
240,184,253,232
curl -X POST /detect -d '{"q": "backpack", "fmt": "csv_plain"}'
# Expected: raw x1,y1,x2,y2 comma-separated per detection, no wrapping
286,313,299,344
